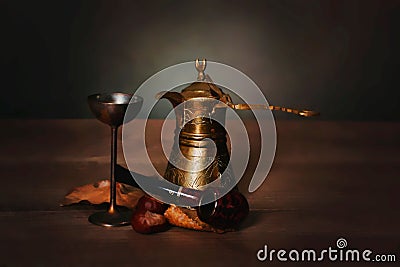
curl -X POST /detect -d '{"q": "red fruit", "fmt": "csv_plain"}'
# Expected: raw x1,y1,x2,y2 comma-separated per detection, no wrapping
197,190,249,230
136,195,168,214
131,195,169,234
131,210,169,234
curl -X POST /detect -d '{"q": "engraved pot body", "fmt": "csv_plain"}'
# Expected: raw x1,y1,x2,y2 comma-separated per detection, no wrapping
159,82,234,190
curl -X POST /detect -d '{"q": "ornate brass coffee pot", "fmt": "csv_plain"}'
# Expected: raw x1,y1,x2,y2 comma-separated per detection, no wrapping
158,59,318,190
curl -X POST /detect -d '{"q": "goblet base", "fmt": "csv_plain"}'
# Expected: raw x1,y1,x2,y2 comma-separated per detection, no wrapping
88,208,132,227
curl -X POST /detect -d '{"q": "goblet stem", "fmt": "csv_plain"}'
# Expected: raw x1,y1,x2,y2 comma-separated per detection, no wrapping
87,124,131,227
108,126,118,214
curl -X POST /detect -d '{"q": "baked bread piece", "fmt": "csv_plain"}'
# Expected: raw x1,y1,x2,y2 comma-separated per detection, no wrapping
164,205,214,231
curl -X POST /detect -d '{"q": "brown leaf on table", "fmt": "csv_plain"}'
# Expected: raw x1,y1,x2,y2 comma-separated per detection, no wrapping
61,180,144,210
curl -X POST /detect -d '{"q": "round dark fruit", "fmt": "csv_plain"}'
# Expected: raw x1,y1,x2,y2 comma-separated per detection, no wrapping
197,190,249,230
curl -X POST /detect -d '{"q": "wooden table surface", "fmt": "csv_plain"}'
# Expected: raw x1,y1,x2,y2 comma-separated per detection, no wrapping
0,119,399,266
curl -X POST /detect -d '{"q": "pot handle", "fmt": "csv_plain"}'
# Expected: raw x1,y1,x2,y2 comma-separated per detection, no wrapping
230,103,320,117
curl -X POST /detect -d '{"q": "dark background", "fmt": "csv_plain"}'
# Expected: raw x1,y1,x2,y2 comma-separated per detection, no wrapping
0,0,398,120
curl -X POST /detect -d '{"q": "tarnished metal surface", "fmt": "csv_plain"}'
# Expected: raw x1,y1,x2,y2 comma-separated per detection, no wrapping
159,59,318,189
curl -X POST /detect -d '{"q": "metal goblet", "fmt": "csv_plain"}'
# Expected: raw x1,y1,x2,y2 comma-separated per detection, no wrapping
87,92,143,227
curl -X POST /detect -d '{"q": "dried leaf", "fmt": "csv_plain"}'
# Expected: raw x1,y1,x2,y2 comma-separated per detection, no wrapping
61,180,144,209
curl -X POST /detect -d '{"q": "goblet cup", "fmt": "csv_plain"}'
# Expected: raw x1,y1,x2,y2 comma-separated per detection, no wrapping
87,92,143,227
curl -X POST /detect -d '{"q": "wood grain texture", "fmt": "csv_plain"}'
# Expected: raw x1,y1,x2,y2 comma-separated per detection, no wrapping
0,119,399,266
